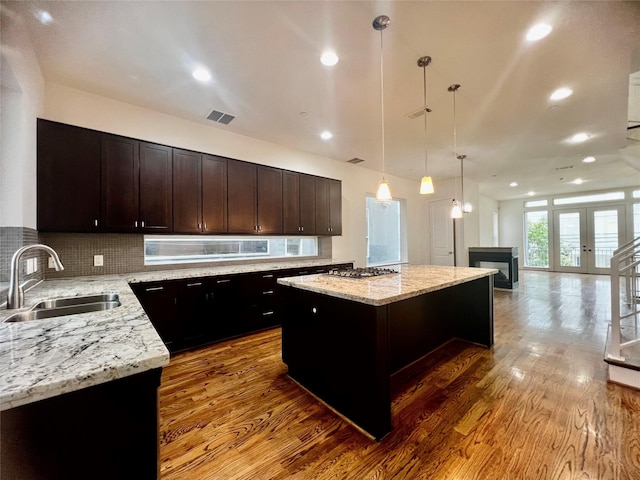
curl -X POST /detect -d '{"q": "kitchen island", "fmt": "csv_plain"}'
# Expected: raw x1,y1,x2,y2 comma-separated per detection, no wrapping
277,265,497,440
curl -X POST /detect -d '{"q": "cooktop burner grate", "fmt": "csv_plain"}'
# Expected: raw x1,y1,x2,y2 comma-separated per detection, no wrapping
326,267,398,279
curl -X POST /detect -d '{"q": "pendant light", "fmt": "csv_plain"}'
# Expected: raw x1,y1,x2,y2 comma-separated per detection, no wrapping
374,15,392,202
448,84,463,218
418,56,434,195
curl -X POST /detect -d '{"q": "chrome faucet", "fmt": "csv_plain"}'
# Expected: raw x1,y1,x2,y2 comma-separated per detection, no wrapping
7,244,64,309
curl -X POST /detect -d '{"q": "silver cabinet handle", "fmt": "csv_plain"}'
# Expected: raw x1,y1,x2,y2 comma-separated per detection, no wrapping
141,221,145,228
94,219,98,227
134,221,138,228
263,290,274,295
187,282,202,287
145,286,164,292
216,279,231,284
262,311,274,316
263,274,274,278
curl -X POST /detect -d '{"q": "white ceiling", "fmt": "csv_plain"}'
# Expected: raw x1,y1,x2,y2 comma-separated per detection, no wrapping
5,0,640,201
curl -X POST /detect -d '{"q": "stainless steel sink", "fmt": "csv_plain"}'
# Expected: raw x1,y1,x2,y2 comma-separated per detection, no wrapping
33,293,120,310
5,294,121,323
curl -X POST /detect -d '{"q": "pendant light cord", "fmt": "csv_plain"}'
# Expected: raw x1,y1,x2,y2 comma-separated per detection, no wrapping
380,29,385,178
423,65,428,176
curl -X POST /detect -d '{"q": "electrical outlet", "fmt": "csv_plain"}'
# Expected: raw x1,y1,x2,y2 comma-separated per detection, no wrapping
48,257,55,268
26,258,36,275
94,255,104,267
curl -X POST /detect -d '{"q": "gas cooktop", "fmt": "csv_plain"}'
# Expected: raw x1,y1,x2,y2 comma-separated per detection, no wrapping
326,267,398,279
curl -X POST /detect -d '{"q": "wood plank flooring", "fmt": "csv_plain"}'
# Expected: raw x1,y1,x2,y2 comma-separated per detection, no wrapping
158,271,640,479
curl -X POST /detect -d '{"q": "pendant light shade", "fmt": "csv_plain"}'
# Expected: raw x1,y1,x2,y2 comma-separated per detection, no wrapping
451,200,463,219
373,15,391,202
420,176,434,194
417,55,434,195
377,178,392,202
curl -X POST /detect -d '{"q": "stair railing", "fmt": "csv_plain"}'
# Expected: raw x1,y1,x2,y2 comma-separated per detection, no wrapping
608,236,640,361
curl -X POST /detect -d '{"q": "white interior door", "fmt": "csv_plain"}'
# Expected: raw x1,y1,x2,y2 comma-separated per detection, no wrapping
430,198,455,266
553,205,625,274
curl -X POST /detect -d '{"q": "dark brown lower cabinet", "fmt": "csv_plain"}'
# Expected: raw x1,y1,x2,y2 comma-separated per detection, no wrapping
1,369,162,480
131,263,352,353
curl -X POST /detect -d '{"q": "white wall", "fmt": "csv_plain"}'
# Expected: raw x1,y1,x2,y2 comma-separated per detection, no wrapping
479,195,499,246
499,199,526,267
43,83,430,267
0,5,45,228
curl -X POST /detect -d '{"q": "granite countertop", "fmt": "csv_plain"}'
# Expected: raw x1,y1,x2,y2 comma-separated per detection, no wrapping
0,259,351,411
277,264,498,306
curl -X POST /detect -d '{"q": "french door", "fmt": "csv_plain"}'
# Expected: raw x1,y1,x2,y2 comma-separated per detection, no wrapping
553,205,626,274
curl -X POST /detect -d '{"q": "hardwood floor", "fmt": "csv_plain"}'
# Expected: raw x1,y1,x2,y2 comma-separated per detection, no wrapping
158,271,640,479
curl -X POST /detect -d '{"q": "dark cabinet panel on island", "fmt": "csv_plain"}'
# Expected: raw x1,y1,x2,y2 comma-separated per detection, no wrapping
37,119,102,232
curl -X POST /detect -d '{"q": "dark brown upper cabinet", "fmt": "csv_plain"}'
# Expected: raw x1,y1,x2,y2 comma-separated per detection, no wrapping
201,154,228,234
37,119,102,232
315,177,342,235
173,149,227,234
228,159,258,234
257,165,283,234
139,142,173,232
283,171,316,235
102,135,172,232
228,160,283,234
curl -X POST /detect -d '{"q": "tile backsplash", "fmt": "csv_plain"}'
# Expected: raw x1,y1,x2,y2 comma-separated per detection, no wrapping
0,227,42,283
39,233,333,279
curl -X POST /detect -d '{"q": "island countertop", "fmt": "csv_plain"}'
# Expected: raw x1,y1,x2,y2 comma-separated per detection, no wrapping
277,264,498,306
0,258,351,411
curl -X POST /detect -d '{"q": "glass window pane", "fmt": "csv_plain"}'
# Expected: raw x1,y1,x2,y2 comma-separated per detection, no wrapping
144,236,317,265
366,197,403,266
633,190,640,199
553,192,624,205
634,204,640,238
558,212,581,267
524,199,548,208
524,211,549,267
592,210,619,268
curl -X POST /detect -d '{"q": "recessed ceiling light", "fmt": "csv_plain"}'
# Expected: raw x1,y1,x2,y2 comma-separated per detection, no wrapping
573,178,583,185
510,182,518,187
527,191,535,196
570,132,590,143
34,9,53,25
526,24,552,41
582,156,596,163
192,68,211,82
549,88,573,100
320,51,339,66
320,130,333,140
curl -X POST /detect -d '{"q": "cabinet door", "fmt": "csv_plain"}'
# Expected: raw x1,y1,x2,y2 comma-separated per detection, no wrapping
202,154,228,233
315,177,330,234
173,149,202,233
257,165,283,234
139,142,173,232
102,134,139,232
37,120,101,232
299,174,316,235
283,171,301,234
130,281,180,350
329,179,342,235
228,159,257,233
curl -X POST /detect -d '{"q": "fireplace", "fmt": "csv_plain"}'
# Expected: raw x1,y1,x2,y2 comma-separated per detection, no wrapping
469,247,519,289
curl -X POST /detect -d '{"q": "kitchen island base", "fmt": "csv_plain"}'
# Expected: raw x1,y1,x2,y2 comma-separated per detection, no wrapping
1,368,162,480
281,274,494,440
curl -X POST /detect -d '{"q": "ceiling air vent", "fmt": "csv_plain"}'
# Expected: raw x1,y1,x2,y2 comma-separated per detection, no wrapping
207,109,235,125
348,157,365,164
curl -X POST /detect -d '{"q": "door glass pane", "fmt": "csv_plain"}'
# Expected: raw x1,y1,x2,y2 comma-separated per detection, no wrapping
524,211,549,267
558,212,581,267
366,196,402,266
593,210,618,268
